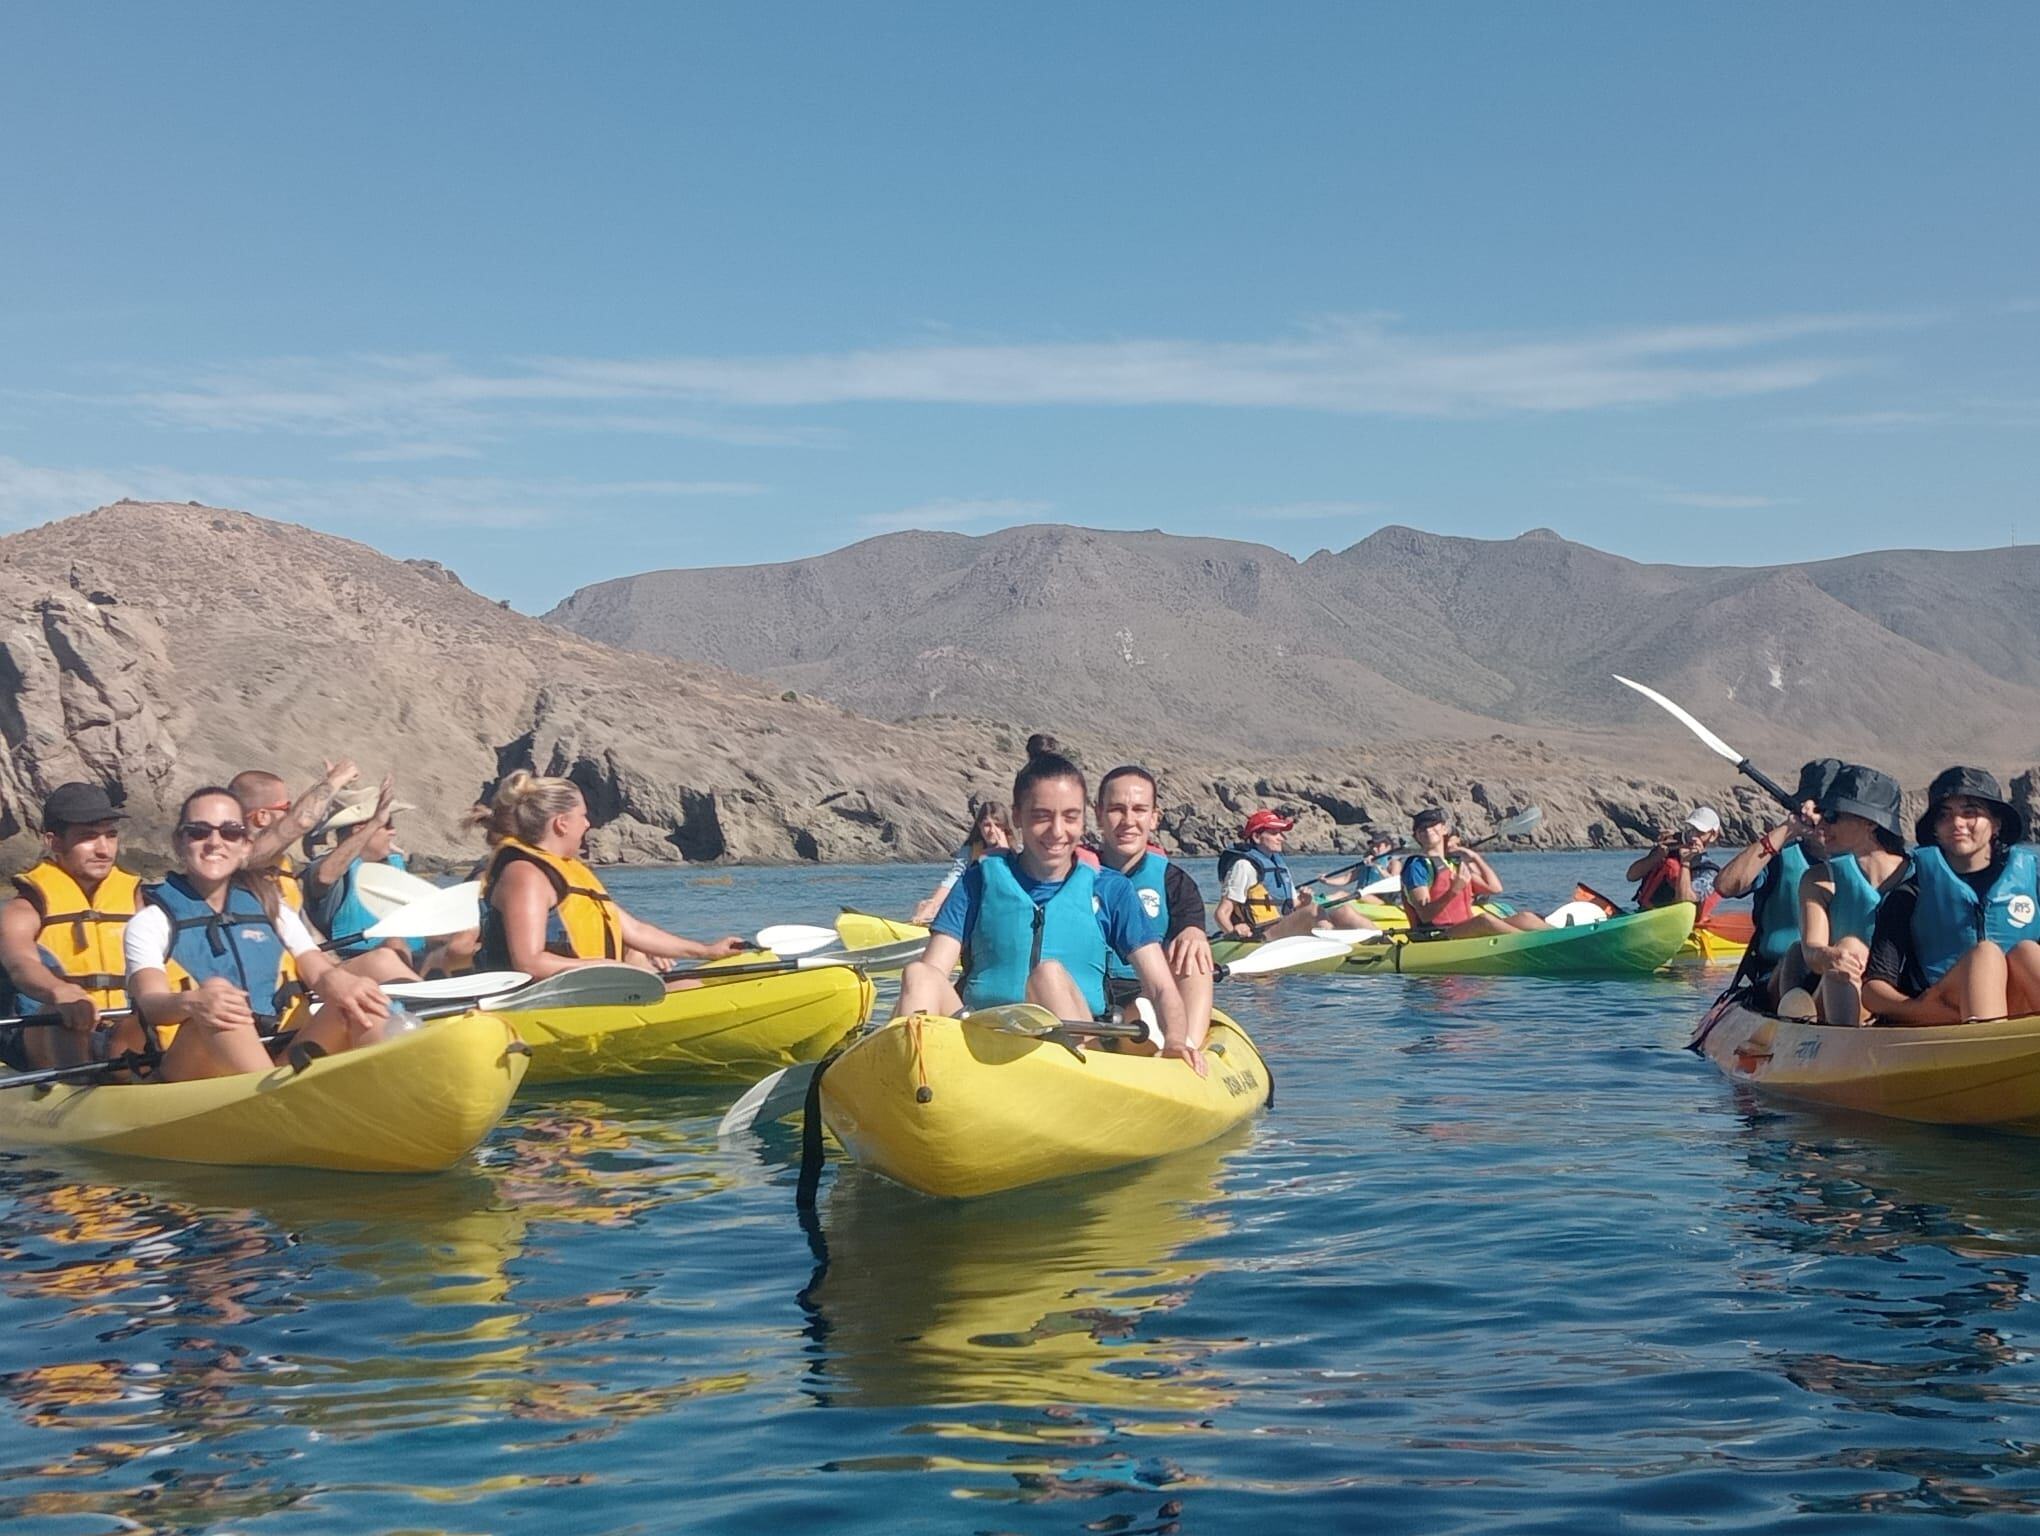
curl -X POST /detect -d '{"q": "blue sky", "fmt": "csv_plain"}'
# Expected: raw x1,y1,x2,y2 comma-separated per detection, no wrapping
2,4,2034,609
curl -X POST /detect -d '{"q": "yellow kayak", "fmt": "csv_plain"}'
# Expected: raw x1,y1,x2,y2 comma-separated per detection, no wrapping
505,960,873,1084
835,909,927,950
820,1008,1270,1197
1695,1002,2040,1130
0,1011,527,1172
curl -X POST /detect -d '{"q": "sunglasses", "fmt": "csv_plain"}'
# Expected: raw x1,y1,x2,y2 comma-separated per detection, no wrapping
178,820,249,844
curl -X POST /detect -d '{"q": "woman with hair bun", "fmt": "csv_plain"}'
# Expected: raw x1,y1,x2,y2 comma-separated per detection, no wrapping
477,771,743,982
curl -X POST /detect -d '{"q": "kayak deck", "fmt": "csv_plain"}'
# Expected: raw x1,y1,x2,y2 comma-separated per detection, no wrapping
820,1009,1270,1198
0,1012,528,1172
505,960,874,1083
1695,1002,2040,1131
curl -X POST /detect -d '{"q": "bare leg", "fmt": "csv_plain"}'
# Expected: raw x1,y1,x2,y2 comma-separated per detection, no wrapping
1957,942,2010,1021
1442,912,1521,939
1313,903,1384,935
1815,939,1869,1025
340,947,420,984
1504,910,1551,931
158,1017,275,1082
2006,940,2040,1017
1025,960,1092,1022
893,958,964,1019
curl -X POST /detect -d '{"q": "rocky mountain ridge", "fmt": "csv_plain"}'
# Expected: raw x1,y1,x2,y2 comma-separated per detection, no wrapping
4,503,2031,875
548,522,2040,780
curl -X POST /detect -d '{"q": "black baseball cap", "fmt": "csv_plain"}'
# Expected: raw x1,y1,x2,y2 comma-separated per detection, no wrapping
1412,807,1450,833
42,782,125,830
1822,765,1904,839
1916,766,2025,846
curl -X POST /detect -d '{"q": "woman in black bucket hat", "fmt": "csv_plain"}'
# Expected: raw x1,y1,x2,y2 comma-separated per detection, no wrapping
1798,764,1911,1023
1861,767,2040,1024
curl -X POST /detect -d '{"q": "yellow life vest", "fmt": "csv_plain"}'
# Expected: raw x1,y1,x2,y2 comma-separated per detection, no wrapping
271,852,304,913
482,838,625,960
12,861,141,1011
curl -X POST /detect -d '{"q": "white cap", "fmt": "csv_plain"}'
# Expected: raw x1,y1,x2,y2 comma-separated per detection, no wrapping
1683,806,1722,834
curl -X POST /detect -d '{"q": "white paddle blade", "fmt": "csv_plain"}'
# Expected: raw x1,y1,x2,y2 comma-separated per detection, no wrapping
480,963,665,1012
351,861,445,918
364,881,483,940
1612,675,1747,765
718,1063,820,1137
1361,875,1401,899
384,970,530,1002
1237,933,1363,973
959,1002,1067,1037
756,924,841,956
1493,805,1544,838
1544,901,1610,929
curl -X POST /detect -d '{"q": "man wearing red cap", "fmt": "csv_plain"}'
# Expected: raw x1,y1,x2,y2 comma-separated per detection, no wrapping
1215,810,1379,941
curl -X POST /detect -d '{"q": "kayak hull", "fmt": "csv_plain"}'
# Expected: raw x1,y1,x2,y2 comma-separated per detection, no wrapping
1696,1002,2040,1131
820,1010,1270,1198
507,962,873,1084
1675,923,1751,965
1213,903,1696,977
0,1012,527,1172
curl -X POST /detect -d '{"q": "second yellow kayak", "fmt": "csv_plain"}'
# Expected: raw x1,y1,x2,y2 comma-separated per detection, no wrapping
504,960,874,1084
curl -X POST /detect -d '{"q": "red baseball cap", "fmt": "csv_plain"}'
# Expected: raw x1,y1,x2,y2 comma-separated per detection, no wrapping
1242,809,1294,839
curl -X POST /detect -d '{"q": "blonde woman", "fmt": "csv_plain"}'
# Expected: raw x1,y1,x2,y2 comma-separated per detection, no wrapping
476,772,743,984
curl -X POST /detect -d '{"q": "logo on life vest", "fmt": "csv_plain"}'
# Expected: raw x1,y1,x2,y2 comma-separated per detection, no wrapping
2011,895,2037,928
1139,889,1162,920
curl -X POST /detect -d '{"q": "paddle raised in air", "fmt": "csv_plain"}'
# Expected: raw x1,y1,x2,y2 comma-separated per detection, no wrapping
1613,675,1795,809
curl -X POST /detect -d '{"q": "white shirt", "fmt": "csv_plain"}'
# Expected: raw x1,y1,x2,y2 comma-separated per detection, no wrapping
1221,860,1258,904
125,901,320,977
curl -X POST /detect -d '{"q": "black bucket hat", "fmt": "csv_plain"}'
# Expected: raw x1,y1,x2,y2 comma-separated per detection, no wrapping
1794,758,1845,808
1822,764,1904,840
41,781,125,830
1915,765,2026,846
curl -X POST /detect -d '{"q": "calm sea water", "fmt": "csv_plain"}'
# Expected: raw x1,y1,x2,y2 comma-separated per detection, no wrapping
5,852,2040,1533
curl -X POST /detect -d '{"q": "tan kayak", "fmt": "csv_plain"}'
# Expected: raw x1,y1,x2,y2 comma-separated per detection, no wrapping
1694,1001,2040,1131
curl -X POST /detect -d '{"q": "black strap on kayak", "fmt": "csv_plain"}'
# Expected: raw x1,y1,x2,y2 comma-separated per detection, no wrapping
794,1050,842,1212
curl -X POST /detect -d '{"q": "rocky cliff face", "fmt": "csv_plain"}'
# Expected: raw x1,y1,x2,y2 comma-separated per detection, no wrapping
0,502,1887,875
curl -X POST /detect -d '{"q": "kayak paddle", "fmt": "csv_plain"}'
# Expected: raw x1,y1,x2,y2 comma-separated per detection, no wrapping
381,971,532,1003
754,923,843,956
1612,675,1796,809
350,860,447,917
319,880,483,952
0,965,663,1093
667,936,929,983
1304,805,1545,896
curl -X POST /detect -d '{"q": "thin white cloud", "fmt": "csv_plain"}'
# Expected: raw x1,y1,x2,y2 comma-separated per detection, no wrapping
0,455,764,534
71,310,1913,454
1592,473,1790,512
860,497,1053,532
340,441,485,463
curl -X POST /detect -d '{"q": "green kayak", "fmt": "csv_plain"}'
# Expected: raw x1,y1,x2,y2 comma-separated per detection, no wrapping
1212,903,1696,978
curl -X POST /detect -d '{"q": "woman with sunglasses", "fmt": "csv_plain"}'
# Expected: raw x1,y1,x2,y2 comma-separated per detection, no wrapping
121,787,393,1081
1861,767,2040,1024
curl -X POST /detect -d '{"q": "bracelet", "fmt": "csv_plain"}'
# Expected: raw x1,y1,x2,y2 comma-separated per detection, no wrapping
1759,834,1778,858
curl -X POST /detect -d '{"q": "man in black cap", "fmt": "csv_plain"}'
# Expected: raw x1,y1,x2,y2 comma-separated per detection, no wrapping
0,782,142,1071
1797,765,1911,1024
1862,766,2040,1024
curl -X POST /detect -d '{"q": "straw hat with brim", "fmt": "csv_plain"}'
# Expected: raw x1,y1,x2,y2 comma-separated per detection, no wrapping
1822,765,1905,840
1914,766,2025,846
317,798,418,835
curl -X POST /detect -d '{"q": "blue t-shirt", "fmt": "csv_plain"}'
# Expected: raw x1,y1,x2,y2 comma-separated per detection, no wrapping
933,859,1160,962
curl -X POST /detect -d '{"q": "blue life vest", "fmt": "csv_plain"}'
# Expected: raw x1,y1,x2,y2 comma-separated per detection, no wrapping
144,874,295,1015
1750,842,1810,965
1824,853,1905,946
1105,853,1169,982
1909,845,2040,984
311,851,417,960
959,852,1108,1016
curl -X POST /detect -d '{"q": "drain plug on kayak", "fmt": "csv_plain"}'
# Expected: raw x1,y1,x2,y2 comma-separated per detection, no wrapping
915,1085,933,1104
